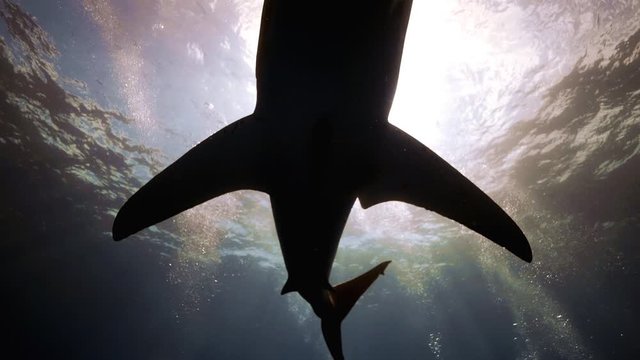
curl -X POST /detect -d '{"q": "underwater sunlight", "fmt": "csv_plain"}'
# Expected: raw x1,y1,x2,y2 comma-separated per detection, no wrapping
1,0,639,359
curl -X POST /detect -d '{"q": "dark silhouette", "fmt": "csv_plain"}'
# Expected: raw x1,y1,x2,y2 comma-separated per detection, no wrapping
113,0,532,358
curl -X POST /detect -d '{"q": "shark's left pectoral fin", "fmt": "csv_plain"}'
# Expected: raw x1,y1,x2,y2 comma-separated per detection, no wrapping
358,124,532,262
113,114,270,240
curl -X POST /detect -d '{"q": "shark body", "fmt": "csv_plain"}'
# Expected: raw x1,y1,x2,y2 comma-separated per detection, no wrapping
113,1,532,358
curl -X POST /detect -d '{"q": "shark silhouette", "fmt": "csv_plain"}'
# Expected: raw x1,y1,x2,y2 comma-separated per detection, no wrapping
113,0,532,358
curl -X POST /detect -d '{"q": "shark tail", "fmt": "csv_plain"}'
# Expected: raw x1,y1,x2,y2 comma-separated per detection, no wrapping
321,260,391,360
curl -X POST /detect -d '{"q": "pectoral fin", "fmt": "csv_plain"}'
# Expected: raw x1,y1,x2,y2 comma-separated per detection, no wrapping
358,124,532,262
113,114,270,240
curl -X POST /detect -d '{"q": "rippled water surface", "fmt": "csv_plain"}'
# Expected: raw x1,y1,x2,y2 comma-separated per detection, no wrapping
2,0,639,359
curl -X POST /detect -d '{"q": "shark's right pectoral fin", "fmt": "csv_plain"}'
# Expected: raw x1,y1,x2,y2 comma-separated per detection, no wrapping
358,124,532,262
113,114,270,240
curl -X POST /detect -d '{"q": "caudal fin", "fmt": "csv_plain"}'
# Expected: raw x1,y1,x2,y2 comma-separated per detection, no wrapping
333,261,391,320
321,261,391,359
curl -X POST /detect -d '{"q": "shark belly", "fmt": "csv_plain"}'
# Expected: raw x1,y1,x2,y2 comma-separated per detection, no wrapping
113,0,532,358
255,0,413,119
270,189,356,290
266,119,376,290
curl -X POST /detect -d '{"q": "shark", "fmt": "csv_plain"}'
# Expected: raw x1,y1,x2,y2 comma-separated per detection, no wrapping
112,0,532,358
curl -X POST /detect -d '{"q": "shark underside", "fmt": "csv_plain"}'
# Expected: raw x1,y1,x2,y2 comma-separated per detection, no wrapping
112,0,532,359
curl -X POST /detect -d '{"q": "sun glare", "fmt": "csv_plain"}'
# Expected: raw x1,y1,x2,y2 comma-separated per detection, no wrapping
237,1,496,151
389,1,453,147
389,1,492,149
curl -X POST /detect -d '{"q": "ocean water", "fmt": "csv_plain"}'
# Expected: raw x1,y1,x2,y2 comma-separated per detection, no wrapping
1,0,638,359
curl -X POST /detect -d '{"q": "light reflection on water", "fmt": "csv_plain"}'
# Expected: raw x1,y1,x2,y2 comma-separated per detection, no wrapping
1,0,639,359
93,1,639,357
